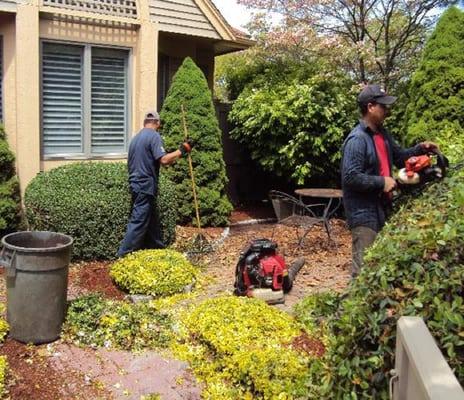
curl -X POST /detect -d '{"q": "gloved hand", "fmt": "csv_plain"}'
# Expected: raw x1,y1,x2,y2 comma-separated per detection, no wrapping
179,139,194,157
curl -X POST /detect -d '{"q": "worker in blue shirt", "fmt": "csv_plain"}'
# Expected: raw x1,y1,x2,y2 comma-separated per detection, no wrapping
118,111,193,257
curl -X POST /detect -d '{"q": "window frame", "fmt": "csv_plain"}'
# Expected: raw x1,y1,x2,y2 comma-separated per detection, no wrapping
40,39,132,160
0,35,3,123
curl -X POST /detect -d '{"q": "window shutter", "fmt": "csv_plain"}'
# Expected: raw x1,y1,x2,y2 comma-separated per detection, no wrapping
42,43,83,155
91,48,128,154
0,37,3,122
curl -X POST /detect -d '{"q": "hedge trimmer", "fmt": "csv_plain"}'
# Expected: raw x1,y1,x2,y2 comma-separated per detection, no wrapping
393,149,448,200
181,104,213,254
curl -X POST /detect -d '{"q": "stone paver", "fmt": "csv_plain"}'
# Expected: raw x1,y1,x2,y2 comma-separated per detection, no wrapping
51,343,201,400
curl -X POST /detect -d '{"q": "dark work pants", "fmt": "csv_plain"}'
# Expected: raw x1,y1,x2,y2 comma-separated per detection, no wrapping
351,226,377,277
117,191,165,257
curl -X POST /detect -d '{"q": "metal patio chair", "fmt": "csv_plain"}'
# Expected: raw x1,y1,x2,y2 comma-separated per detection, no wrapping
269,190,331,247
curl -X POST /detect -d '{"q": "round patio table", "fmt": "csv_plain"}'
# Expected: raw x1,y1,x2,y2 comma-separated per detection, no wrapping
294,188,343,223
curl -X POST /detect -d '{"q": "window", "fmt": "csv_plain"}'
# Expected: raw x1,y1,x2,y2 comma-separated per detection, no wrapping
0,36,3,122
41,42,130,157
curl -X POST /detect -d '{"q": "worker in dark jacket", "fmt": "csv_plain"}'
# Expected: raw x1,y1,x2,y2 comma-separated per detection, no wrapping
341,85,438,276
118,111,193,257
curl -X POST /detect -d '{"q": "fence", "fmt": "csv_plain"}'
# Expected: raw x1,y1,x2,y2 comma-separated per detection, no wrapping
391,316,464,400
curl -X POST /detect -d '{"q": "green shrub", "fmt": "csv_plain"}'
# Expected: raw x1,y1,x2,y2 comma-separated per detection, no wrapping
229,69,357,185
296,167,464,398
24,162,177,260
0,356,7,398
174,295,321,399
406,6,464,163
0,125,21,238
110,249,198,296
63,293,173,351
160,57,232,226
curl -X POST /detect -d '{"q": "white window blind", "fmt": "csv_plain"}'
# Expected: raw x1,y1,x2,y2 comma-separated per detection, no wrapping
0,37,4,123
41,42,129,157
42,43,83,155
91,48,128,153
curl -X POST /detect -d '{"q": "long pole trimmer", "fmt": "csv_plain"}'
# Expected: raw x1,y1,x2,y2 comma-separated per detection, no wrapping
181,104,212,254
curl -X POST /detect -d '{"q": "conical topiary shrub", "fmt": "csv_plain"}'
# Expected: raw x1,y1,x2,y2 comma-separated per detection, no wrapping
405,6,464,162
160,57,232,227
0,125,21,238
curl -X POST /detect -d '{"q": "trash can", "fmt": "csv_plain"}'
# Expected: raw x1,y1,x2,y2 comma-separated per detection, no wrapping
0,231,73,344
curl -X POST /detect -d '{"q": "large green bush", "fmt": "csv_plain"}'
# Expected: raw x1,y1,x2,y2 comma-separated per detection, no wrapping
406,6,464,162
0,125,22,238
160,57,232,227
294,167,464,398
25,162,177,260
229,66,357,185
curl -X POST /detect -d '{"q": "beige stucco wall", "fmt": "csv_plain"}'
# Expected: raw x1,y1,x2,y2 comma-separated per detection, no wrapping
2,0,236,194
0,12,16,154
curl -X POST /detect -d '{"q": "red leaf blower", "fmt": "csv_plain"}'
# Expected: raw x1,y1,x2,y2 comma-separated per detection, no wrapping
233,238,305,304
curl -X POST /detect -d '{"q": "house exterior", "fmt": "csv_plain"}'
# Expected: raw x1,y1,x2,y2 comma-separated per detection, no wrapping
0,0,251,192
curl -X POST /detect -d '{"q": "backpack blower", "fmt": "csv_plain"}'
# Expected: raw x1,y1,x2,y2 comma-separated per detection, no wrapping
233,238,305,304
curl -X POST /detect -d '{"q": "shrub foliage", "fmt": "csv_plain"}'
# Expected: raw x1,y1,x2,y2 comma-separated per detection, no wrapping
174,295,322,399
25,162,177,260
0,125,21,238
229,66,357,185
63,294,173,351
110,249,198,296
406,6,464,162
294,167,464,398
160,57,232,226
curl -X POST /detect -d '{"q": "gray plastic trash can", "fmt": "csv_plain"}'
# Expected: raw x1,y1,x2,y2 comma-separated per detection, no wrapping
0,231,73,344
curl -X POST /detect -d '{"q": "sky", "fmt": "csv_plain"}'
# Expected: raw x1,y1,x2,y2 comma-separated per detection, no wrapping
211,0,254,31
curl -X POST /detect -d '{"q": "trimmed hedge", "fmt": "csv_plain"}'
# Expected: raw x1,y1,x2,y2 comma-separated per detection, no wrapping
160,57,232,226
294,166,464,398
25,162,177,260
0,125,22,238
110,249,198,296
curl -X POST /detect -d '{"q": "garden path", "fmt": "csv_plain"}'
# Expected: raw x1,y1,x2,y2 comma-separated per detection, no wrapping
0,207,352,399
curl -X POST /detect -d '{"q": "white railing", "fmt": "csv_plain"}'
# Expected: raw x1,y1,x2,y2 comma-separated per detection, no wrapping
42,0,138,19
391,316,464,400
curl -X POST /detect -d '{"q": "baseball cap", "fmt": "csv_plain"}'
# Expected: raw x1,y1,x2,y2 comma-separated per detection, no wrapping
357,84,397,105
144,110,160,121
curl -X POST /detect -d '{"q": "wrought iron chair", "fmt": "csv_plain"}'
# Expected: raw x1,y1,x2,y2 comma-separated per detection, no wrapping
269,190,331,247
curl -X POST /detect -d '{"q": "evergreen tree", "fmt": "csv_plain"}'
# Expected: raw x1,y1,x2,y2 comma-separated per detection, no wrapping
0,125,21,237
160,57,232,226
406,6,464,162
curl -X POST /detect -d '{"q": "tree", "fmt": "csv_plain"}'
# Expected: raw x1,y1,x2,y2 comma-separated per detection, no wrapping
239,0,453,89
405,6,464,162
160,57,232,226
0,125,22,238
229,62,357,185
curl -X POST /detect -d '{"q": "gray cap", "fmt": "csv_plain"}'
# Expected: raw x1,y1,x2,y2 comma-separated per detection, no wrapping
144,110,160,121
357,84,397,105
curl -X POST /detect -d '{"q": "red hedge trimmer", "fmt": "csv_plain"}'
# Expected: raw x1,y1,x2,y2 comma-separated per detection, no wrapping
393,149,448,199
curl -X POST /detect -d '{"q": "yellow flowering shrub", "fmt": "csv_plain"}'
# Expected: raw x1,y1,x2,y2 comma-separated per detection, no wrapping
0,318,8,343
174,295,318,399
110,249,198,296
0,355,7,398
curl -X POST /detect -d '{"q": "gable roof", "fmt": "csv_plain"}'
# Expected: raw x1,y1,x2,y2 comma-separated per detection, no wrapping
149,0,253,52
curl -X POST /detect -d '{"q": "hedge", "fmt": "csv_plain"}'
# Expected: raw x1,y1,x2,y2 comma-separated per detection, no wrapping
160,57,232,226
294,166,464,398
25,162,177,260
406,6,464,162
0,125,22,238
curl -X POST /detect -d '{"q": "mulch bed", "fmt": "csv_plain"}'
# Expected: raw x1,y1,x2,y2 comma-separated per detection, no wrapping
0,206,352,399
0,339,109,400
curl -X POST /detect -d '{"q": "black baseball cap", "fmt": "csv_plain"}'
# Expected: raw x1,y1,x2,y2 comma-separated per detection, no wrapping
357,84,397,105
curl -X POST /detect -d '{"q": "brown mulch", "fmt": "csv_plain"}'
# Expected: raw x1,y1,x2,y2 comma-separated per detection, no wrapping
291,332,326,358
0,339,109,400
0,207,352,399
68,261,125,301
